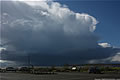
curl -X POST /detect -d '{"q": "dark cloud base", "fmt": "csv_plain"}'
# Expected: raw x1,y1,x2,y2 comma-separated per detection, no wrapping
1,47,120,66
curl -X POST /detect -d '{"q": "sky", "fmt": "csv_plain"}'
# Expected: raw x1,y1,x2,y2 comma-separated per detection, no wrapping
0,0,120,67
57,0,120,47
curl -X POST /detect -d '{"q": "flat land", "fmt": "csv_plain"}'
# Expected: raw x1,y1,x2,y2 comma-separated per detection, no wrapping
0,72,120,80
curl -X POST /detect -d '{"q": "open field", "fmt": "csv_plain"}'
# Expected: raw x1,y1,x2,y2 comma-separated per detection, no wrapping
1,72,120,80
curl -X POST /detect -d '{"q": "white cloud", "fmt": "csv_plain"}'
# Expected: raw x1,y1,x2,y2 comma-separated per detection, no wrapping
98,43,111,48
111,52,120,62
88,52,120,63
102,52,120,62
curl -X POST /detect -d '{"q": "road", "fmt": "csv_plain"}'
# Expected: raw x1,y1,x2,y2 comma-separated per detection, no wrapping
0,72,120,80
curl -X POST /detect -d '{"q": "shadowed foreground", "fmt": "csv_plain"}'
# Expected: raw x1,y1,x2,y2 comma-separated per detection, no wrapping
1,72,120,80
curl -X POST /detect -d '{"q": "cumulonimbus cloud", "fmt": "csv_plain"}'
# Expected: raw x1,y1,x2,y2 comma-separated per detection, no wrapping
1,1,98,52
1,1,120,66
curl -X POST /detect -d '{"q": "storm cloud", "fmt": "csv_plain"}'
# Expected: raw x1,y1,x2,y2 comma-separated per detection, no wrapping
0,1,120,66
1,1,98,52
